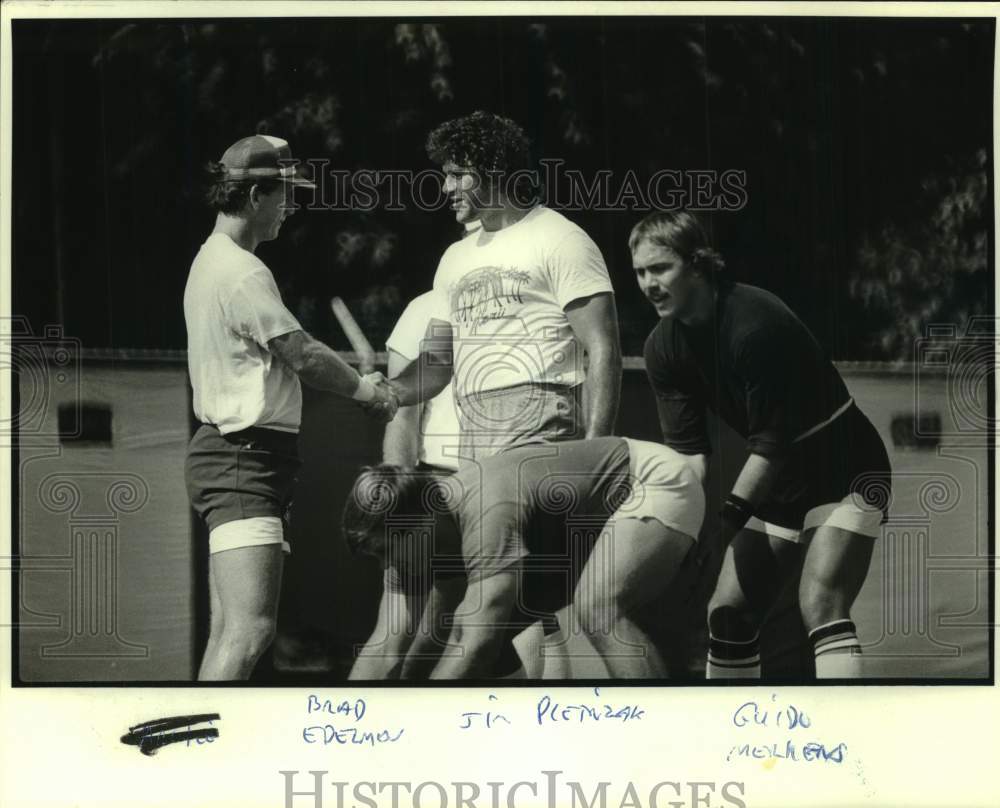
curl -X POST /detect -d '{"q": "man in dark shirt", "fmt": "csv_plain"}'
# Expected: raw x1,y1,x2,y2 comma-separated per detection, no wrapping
342,437,705,679
631,210,891,680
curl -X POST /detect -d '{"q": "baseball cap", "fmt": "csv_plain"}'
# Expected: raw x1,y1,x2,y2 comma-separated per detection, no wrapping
219,135,316,188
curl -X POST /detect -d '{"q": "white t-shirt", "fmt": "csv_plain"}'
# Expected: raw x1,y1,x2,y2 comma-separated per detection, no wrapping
184,232,303,434
386,291,461,471
432,205,612,399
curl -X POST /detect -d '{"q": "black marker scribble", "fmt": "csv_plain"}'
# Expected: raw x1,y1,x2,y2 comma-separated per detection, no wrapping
120,713,220,756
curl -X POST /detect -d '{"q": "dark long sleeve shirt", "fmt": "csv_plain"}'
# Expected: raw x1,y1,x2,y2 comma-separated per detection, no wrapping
644,282,850,459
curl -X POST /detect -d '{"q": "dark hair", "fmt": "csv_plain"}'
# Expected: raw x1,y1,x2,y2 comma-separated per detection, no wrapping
202,161,282,215
426,111,537,202
341,464,441,556
628,210,726,279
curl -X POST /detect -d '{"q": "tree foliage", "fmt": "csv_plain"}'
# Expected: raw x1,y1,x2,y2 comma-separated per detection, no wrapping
14,17,994,358
849,150,990,359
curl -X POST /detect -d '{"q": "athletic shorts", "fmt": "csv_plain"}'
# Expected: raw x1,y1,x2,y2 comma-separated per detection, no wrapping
613,438,705,541
750,403,892,542
185,424,301,554
456,382,583,463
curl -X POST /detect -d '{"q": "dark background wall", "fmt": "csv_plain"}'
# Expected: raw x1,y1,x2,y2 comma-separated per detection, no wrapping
16,359,988,681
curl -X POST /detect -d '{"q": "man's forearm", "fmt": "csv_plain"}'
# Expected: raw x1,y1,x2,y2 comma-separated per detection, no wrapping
583,346,622,438
400,636,446,679
400,584,458,678
382,406,420,466
348,646,405,680
389,353,453,407
297,340,366,397
730,452,784,504
429,628,500,680
717,452,786,545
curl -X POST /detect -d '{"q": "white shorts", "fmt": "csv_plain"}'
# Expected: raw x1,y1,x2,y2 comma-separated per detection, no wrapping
746,493,884,543
612,438,706,541
209,516,291,555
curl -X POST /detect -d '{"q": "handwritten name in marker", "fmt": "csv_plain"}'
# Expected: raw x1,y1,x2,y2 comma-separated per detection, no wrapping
726,695,846,766
306,695,366,722
302,726,405,747
460,694,511,730
536,688,645,725
727,741,848,764
732,694,811,729
303,695,402,748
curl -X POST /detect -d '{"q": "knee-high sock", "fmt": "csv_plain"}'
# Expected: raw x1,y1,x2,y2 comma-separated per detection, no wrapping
706,632,761,679
810,619,862,678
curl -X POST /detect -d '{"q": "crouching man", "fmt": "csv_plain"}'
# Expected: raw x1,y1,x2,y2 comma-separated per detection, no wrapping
342,437,705,680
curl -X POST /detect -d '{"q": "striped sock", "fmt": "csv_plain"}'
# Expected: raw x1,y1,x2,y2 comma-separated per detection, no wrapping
810,619,862,678
706,633,761,679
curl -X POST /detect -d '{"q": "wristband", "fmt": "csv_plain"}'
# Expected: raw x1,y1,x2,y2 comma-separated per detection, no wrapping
720,493,754,532
352,376,376,402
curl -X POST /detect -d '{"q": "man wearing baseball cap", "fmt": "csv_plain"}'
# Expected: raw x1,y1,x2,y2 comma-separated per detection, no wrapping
184,134,397,680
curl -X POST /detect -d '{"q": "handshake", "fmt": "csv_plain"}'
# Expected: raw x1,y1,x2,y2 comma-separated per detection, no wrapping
356,372,401,423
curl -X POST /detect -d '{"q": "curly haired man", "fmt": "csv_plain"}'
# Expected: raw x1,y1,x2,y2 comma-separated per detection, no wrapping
387,111,622,462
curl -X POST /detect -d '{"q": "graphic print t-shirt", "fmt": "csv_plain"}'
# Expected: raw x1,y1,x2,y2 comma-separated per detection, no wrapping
432,206,613,399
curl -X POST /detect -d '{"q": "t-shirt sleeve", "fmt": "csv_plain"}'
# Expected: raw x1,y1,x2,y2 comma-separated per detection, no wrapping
386,297,426,361
431,245,455,294
643,331,712,456
387,291,452,362
225,269,302,347
737,326,797,457
547,230,614,309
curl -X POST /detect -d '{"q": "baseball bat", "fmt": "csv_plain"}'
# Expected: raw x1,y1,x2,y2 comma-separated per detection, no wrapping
330,297,377,375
